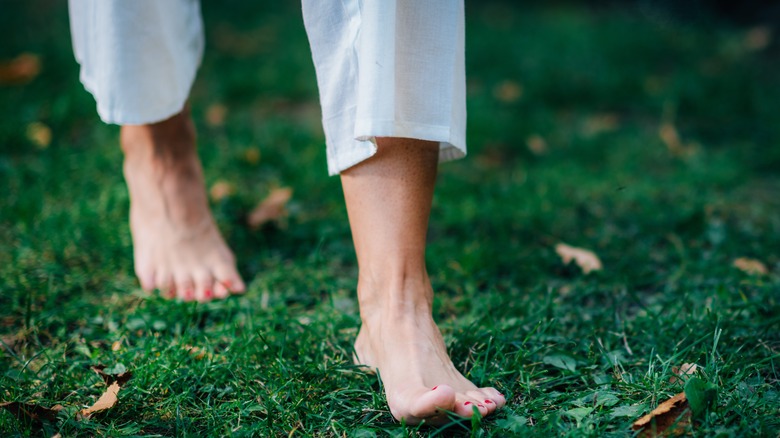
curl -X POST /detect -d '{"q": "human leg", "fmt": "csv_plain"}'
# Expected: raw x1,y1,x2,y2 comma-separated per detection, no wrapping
69,0,244,300
342,138,505,424
121,109,244,301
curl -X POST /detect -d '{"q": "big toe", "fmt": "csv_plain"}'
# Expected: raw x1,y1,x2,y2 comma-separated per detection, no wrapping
390,385,456,424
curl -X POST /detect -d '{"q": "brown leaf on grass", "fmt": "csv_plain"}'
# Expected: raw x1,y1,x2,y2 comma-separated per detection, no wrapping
526,134,547,155
248,187,293,229
581,113,620,137
111,340,122,352
209,180,235,201
90,365,133,386
205,103,227,127
744,26,772,52
26,122,51,148
0,401,64,423
0,53,41,85
183,344,211,361
732,257,768,275
493,80,523,103
670,363,698,385
555,243,603,274
243,147,261,165
632,392,691,437
659,122,683,155
79,381,121,417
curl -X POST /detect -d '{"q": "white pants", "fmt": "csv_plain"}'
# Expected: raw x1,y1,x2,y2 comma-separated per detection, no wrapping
69,0,466,175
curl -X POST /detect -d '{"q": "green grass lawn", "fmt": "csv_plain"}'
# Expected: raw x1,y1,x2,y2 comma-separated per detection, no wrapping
2,1,779,436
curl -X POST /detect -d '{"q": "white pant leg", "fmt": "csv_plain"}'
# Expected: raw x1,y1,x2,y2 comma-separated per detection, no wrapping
302,0,466,175
69,0,204,125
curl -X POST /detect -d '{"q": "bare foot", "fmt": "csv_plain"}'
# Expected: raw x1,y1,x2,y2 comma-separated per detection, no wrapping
120,110,245,301
354,274,506,425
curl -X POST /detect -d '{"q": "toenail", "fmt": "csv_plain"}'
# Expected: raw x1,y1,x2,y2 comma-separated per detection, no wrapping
484,400,493,404
478,404,485,408
431,386,438,391
464,401,472,406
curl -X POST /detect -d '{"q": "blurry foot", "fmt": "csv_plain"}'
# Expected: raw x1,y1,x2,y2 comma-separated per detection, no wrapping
353,274,506,425
120,110,245,301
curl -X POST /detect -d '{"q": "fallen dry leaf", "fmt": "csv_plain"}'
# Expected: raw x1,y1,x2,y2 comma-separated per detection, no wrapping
26,122,51,148
582,113,619,137
555,243,603,274
90,365,133,386
0,53,41,85
670,363,698,385
0,401,64,423
209,180,235,201
205,103,227,127
744,26,772,52
243,147,261,165
732,257,768,275
659,122,683,155
248,187,293,228
493,80,523,103
111,340,122,352
632,392,691,437
526,134,547,155
183,344,211,361
79,381,121,417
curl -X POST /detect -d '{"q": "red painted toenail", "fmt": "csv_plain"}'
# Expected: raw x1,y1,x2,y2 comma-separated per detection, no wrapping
431,386,438,391
478,404,485,408
485,400,493,404
464,401,472,406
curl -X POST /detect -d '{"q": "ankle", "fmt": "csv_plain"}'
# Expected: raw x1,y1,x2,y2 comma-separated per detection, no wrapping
357,268,433,322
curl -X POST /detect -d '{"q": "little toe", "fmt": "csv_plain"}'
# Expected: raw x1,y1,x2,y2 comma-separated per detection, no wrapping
154,270,174,296
214,265,245,294
136,267,156,292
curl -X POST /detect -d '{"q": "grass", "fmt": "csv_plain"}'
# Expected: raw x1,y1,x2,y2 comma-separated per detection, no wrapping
2,0,779,436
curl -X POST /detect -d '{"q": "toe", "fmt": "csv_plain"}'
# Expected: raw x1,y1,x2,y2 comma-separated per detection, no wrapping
155,269,174,298
482,387,507,408
454,399,483,418
467,390,497,415
213,281,230,299
213,263,245,294
407,384,456,418
136,265,156,291
174,273,195,301
193,271,215,302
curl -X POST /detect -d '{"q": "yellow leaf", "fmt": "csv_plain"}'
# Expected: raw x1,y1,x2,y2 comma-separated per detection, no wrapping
247,187,293,229
555,243,603,274
209,180,234,201
26,122,51,148
493,80,523,103
732,257,768,275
